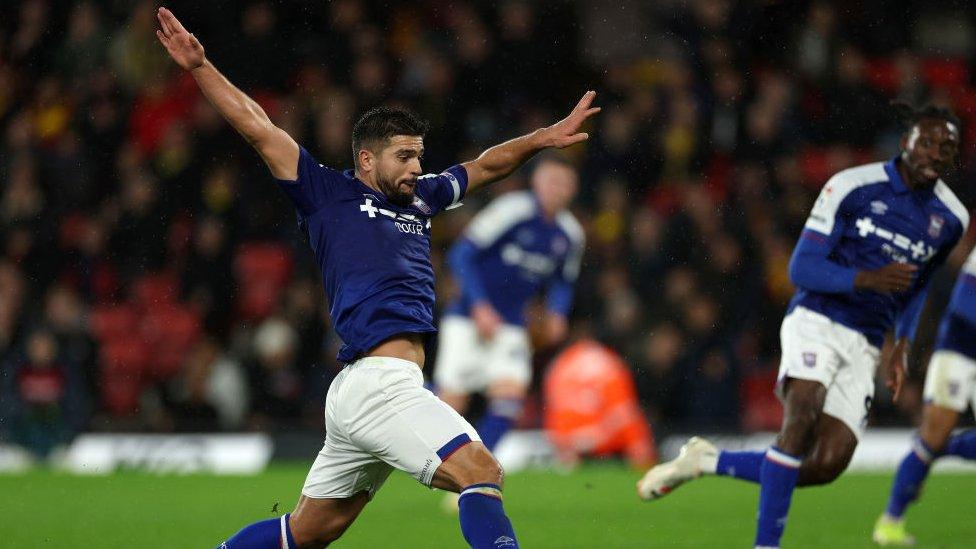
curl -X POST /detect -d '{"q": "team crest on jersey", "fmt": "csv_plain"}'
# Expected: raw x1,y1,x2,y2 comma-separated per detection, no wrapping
802,352,817,367
412,196,432,215
870,200,888,215
928,214,945,238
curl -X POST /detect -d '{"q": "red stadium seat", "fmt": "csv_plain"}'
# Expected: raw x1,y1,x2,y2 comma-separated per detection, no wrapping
140,305,202,380
90,305,139,342
234,243,293,321
921,58,969,90
132,272,179,309
866,58,899,94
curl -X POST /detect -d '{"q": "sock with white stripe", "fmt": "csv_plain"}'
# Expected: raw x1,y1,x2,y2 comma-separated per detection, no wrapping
755,447,802,548
458,483,519,549
218,514,295,549
885,437,935,519
714,450,764,483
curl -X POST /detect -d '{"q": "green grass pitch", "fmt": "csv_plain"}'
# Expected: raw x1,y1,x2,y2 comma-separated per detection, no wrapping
2,463,975,547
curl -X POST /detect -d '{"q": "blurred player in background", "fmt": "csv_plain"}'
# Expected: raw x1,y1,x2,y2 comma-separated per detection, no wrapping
873,246,976,546
154,7,600,549
638,103,968,549
543,338,655,470
435,154,584,461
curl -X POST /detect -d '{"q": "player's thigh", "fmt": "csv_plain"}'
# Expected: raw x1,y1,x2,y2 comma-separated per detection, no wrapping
349,360,482,488
485,324,532,392
820,335,880,441
434,316,487,393
919,350,974,449
923,350,976,416
777,307,844,397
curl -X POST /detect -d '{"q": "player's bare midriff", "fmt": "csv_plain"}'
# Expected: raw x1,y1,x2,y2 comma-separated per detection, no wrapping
367,333,426,367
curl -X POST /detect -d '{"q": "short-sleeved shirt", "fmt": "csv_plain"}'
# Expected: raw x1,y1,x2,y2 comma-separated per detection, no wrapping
275,147,468,362
789,158,969,348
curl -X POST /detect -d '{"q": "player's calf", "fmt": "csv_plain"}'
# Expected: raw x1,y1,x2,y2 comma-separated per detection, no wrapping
434,442,519,549
286,493,369,548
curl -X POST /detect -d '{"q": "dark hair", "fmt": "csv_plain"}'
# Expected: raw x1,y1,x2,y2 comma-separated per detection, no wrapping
351,106,429,160
891,100,961,130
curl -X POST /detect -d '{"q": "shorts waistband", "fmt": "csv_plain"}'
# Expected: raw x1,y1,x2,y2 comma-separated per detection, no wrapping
348,356,421,370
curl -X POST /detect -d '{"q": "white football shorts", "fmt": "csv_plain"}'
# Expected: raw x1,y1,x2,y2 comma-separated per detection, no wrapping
301,356,480,499
433,315,532,394
777,306,881,439
923,350,976,413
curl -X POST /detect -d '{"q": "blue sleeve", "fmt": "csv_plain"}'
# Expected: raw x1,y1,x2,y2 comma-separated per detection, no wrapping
415,165,468,215
894,284,929,342
447,237,489,304
274,147,340,216
788,229,860,294
546,279,575,317
949,273,976,326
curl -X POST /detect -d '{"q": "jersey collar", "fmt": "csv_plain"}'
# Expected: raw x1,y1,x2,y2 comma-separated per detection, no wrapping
883,157,911,195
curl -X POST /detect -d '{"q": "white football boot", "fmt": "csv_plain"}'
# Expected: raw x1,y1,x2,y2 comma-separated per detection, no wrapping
637,436,718,501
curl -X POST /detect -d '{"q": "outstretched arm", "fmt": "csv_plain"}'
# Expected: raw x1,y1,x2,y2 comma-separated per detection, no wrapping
155,7,298,180
461,91,600,194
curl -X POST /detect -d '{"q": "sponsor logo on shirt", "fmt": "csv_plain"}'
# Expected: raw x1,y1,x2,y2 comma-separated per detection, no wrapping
870,200,889,215
855,216,936,263
803,352,817,367
359,198,430,234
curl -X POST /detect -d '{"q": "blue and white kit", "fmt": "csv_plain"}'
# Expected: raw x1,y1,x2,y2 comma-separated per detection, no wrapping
781,158,968,436
275,147,480,498
435,190,584,392
923,247,976,412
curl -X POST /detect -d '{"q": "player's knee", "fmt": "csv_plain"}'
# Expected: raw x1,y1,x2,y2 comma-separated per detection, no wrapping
459,446,505,488
800,452,846,486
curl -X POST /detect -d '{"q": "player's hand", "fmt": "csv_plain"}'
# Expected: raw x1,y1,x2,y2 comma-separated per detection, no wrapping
885,339,909,403
156,7,206,71
540,91,602,149
472,301,503,340
854,262,917,294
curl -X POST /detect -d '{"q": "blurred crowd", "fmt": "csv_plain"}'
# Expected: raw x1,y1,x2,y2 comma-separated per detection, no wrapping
1,0,975,457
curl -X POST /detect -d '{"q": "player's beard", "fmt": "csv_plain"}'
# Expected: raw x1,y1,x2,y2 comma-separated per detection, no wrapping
378,171,416,207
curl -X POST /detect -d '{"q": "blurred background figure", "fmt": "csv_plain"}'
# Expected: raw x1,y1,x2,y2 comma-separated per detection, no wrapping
544,338,656,470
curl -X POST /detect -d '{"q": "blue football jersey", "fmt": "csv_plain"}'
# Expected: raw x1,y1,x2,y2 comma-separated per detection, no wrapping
789,158,969,348
275,147,468,362
935,247,976,359
444,191,585,326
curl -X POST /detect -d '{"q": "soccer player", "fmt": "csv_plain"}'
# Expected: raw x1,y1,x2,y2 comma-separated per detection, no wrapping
435,155,584,461
873,245,976,546
154,7,600,549
637,103,968,549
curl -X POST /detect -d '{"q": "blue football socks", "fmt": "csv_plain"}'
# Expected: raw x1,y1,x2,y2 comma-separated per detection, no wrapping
755,447,802,548
885,437,935,519
458,483,519,549
219,514,295,548
716,450,764,483
476,398,522,451
944,429,976,459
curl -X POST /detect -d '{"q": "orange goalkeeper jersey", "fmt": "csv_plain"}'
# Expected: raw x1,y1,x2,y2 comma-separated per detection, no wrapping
543,339,655,468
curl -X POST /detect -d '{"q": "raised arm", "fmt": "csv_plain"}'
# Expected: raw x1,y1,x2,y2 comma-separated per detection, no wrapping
155,7,298,180
461,91,600,194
